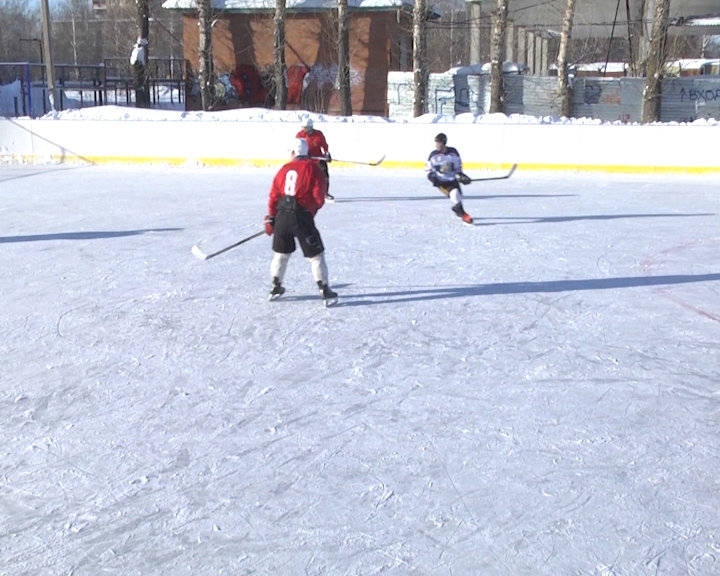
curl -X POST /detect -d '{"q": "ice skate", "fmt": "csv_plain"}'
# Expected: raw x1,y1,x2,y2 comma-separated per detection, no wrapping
317,281,338,307
269,278,286,301
452,203,473,225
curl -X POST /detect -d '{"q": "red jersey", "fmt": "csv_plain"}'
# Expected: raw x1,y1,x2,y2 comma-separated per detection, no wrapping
295,128,329,158
268,158,326,217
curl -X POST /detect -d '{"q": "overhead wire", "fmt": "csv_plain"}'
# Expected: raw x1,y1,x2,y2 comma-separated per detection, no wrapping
602,0,623,76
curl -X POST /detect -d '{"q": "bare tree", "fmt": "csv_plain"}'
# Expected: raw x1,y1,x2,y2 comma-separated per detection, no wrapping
273,0,287,109
197,0,214,111
99,1,139,61
489,0,508,114
51,0,90,65
642,0,670,123
337,0,351,116
51,0,182,66
426,1,482,73
131,0,151,108
556,0,576,118
412,0,428,117
0,0,41,64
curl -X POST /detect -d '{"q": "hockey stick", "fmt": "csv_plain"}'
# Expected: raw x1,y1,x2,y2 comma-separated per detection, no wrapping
191,230,265,261
469,164,517,182
310,154,386,167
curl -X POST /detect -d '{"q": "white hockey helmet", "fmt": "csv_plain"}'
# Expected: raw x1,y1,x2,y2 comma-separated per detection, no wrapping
290,137,309,157
300,117,314,129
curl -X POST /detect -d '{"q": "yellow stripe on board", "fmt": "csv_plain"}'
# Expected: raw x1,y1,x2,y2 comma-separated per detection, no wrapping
511,163,720,175
8,154,720,174
380,161,720,174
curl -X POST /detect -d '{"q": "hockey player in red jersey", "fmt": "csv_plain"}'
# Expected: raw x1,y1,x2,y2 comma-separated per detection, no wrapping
425,133,473,224
265,138,338,305
296,117,334,200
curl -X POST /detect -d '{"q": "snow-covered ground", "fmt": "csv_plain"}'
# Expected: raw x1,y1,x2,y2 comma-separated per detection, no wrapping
2,164,719,576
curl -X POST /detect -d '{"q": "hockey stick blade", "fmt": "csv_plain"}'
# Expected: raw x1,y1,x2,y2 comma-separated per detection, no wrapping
311,154,386,167
470,164,517,182
191,245,208,260
364,154,386,167
192,230,265,261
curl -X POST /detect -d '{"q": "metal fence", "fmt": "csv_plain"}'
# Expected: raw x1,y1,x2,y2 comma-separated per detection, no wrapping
0,58,189,118
4,63,720,123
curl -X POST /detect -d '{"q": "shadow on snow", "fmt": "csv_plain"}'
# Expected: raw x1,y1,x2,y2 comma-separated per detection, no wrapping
333,193,574,203
0,228,183,243
335,273,720,307
472,213,715,226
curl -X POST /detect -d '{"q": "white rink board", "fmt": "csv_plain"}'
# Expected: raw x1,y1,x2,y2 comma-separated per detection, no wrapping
1,116,718,173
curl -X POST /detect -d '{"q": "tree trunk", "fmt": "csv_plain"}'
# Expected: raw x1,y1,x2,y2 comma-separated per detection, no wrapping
641,0,670,123
273,0,287,109
633,0,654,76
197,0,214,111
132,0,151,108
337,0,352,116
412,0,427,117
556,0,576,118
489,0,508,114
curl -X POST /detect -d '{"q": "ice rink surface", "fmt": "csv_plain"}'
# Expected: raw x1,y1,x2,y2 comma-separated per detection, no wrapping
1,164,719,576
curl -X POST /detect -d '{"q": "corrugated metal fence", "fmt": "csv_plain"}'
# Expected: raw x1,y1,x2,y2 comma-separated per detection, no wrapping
388,72,720,122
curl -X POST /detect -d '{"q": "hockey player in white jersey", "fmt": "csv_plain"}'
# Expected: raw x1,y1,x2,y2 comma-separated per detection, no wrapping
425,133,473,224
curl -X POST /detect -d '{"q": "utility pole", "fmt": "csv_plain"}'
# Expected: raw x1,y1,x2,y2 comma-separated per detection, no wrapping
40,0,57,111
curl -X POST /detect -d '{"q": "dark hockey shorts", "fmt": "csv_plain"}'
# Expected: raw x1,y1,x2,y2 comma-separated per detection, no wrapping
272,204,325,258
427,171,459,192
319,160,330,188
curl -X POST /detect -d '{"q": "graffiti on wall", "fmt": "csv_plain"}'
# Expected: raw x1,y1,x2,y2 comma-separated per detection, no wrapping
680,88,720,103
582,83,621,105
206,62,362,111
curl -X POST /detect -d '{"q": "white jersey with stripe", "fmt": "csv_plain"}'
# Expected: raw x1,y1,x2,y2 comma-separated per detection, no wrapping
426,146,463,183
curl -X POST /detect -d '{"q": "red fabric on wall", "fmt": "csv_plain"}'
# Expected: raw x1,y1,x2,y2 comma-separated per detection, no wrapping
287,65,310,104
230,65,269,105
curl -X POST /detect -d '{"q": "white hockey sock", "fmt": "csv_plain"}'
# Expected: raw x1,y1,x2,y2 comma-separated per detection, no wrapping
450,188,464,205
310,253,328,285
271,252,290,282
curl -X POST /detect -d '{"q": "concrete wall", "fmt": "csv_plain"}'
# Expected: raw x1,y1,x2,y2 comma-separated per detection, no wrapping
1,117,718,174
388,72,720,123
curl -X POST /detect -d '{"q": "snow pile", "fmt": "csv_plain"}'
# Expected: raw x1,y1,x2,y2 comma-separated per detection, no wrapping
2,79,719,126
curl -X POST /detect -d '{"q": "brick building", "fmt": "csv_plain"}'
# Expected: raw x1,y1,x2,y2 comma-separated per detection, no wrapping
162,0,427,116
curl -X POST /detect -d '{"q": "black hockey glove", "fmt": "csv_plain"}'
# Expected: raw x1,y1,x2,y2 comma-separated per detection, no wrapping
325,153,332,163
458,172,472,185
264,215,275,236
